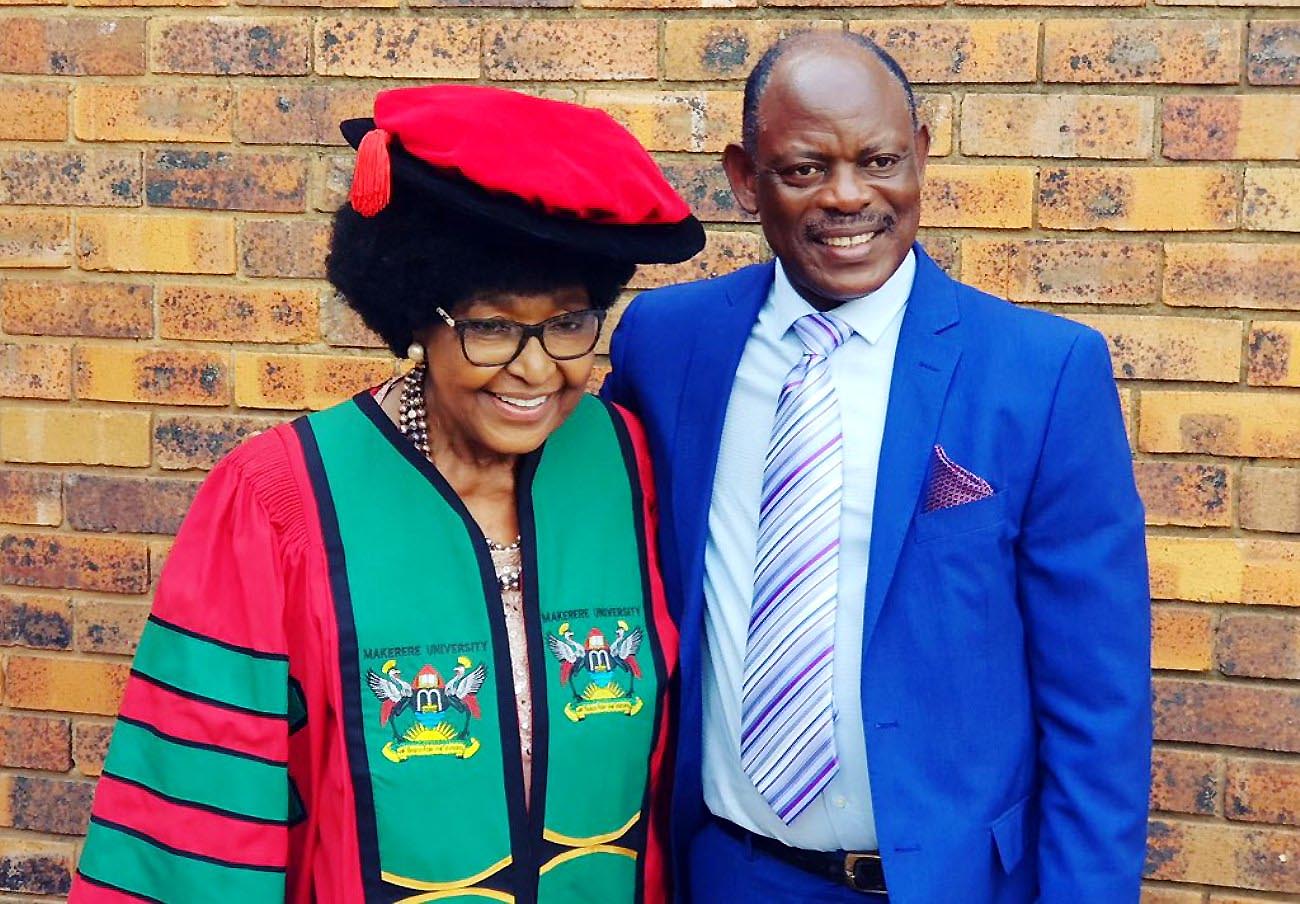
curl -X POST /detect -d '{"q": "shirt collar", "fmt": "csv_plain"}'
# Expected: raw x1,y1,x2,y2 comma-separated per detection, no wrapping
770,248,915,346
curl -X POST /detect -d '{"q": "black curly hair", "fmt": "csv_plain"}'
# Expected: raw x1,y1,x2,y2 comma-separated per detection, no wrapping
327,194,637,356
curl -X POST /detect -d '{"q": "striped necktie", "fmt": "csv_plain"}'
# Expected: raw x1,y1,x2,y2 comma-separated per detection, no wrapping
741,310,851,824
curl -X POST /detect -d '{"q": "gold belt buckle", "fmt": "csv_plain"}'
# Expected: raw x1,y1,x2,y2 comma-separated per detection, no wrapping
843,851,886,896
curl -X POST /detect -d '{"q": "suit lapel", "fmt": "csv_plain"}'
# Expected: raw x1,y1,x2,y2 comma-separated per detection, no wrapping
863,246,962,653
671,261,773,612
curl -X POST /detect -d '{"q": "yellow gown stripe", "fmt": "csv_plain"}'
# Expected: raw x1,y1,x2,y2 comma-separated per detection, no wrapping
538,844,636,876
542,810,641,848
395,890,514,903
382,855,512,891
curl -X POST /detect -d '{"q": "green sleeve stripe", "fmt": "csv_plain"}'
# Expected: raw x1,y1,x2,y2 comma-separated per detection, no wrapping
104,720,288,824
131,617,288,718
78,817,285,903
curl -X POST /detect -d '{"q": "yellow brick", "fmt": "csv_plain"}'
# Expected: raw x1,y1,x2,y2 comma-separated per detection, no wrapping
961,94,1154,159
1039,167,1237,231
918,94,953,157
663,20,839,81
1149,536,1300,606
74,84,232,142
0,343,71,400
234,352,393,411
585,90,741,154
1070,314,1241,383
1164,242,1300,311
1043,20,1242,84
1247,321,1300,388
1118,387,1135,447
630,229,766,290
0,84,67,141
315,17,479,78
920,165,1035,228
3,655,129,715
1139,391,1300,459
1244,168,1300,232
77,213,235,274
961,239,1160,306
851,20,1038,84
585,0,757,10
159,285,319,344
0,407,150,467
1152,606,1215,671
0,210,70,269
1163,96,1300,161
483,20,656,81
75,345,230,406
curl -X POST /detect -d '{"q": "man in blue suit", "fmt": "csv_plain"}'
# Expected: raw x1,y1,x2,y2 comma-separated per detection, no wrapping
602,31,1151,903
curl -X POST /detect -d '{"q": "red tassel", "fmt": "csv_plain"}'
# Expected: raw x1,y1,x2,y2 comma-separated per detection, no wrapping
350,128,392,217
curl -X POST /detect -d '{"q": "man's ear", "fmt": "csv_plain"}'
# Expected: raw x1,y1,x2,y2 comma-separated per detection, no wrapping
722,143,760,215
913,123,931,181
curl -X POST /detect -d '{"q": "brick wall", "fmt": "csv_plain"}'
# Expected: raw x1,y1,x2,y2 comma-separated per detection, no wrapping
0,0,1296,897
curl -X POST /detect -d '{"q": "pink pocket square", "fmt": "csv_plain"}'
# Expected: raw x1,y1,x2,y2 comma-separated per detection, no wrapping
924,445,994,513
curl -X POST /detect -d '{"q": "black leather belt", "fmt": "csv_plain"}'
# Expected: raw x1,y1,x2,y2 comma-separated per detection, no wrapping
712,816,888,896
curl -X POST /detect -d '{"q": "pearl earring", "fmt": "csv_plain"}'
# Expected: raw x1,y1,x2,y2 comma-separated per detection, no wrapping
406,341,425,363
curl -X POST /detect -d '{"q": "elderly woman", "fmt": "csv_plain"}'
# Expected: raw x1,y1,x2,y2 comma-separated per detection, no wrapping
70,86,704,904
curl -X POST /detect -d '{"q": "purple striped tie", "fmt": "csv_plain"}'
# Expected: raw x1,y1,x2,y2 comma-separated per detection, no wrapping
741,311,851,824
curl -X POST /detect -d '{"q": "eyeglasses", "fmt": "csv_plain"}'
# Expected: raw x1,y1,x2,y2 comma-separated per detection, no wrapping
436,307,606,367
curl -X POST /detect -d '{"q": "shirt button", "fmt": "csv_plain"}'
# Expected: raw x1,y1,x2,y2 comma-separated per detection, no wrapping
833,796,848,809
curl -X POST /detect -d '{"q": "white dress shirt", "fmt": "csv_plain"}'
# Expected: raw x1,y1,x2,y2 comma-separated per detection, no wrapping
701,250,915,852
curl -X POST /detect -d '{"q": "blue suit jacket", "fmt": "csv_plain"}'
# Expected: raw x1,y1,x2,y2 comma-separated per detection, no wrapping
602,246,1152,903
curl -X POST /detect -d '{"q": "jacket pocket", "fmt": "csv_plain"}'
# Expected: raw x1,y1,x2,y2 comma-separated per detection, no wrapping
914,490,1006,543
991,794,1031,874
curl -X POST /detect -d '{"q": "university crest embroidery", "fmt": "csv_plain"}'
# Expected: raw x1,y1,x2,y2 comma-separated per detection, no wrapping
365,656,486,762
546,620,645,722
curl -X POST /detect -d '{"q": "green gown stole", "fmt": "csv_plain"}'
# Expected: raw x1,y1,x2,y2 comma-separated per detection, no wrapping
298,392,669,904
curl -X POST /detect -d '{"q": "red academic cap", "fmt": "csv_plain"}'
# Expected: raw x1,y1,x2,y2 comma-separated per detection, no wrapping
341,86,705,265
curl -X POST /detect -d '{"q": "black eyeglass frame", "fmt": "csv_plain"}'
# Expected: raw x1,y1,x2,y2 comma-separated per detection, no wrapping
435,306,607,367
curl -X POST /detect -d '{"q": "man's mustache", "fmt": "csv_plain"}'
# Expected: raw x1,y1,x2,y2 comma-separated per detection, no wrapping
804,214,896,240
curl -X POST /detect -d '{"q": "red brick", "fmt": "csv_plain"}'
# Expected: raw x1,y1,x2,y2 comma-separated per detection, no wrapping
3,776,93,835
4,655,129,716
1145,817,1299,893
1153,677,1300,753
0,839,74,895
1240,466,1300,534
72,721,111,777
0,470,60,526
1164,243,1300,311
1133,461,1232,528
0,16,145,75
853,20,1038,84
1226,758,1300,827
1248,21,1300,86
659,158,755,224
75,345,230,406
0,342,70,400
65,474,201,535
0,210,70,268
0,148,140,206
235,86,373,145
1150,746,1221,816
152,413,281,470
1,280,152,339
160,285,318,343
316,17,480,78
321,290,383,349
240,218,330,278
75,599,148,655
146,149,307,213
0,532,148,594
1044,20,1242,84
150,16,310,75
1217,613,1300,680
0,714,70,771
484,20,654,81
0,83,66,140
0,593,71,650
